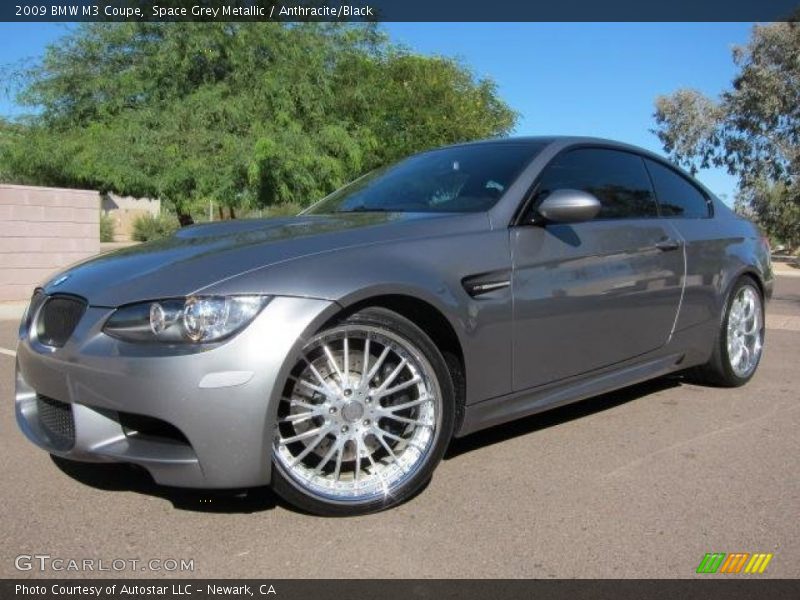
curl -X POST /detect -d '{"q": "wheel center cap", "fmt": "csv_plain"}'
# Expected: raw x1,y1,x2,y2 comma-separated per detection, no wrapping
341,401,364,423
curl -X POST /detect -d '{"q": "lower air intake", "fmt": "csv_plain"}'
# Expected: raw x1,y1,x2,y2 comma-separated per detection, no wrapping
36,395,75,451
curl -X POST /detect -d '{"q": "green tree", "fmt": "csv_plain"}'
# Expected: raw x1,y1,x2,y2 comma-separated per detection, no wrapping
1,23,517,225
652,20,800,247
735,180,800,250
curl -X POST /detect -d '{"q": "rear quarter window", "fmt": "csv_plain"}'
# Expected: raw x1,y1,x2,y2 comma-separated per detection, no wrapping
645,159,711,218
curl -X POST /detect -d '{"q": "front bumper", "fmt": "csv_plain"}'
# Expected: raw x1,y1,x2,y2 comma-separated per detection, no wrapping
15,296,336,488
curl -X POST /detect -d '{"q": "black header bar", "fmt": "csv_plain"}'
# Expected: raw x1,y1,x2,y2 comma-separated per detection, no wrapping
3,0,800,22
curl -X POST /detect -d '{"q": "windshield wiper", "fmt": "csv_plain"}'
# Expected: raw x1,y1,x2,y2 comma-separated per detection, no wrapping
337,205,395,213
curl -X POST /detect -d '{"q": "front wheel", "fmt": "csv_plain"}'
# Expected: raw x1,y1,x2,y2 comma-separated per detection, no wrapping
692,276,765,387
271,307,455,516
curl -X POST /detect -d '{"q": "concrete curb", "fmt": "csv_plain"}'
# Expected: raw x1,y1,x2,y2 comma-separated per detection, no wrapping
767,314,800,332
773,264,800,278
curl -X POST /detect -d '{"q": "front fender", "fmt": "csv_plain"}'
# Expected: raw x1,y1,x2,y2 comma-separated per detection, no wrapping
205,230,515,405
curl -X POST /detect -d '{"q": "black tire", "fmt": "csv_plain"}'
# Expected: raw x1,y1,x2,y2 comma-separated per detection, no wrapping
690,275,765,388
271,307,456,516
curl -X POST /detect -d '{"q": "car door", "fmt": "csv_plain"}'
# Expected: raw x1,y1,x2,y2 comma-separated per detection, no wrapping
511,146,685,391
642,157,719,332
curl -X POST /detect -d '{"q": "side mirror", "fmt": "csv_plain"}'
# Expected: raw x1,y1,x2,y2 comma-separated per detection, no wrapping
536,189,602,223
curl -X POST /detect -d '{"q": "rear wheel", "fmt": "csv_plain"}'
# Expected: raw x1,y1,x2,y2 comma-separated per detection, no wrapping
271,307,455,516
692,276,765,387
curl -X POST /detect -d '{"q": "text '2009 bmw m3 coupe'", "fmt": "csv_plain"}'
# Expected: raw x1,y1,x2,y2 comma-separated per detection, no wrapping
15,137,772,515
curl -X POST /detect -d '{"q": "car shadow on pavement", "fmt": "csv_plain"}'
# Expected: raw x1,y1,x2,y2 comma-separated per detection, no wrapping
50,457,281,514
445,375,683,460
50,375,685,513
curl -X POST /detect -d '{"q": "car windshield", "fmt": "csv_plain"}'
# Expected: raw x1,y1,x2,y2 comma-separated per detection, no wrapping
306,142,544,214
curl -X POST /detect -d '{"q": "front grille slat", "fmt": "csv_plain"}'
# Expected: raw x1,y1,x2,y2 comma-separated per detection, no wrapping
36,395,75,450
35,295,87,348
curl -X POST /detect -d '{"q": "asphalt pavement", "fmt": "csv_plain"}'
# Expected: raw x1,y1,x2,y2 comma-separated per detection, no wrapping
1,277,798,579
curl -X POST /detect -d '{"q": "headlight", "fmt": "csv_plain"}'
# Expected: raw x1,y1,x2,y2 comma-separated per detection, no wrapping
103,295,270,343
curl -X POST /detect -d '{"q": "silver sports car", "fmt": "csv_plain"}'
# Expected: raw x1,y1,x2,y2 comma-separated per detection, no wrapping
15,137,772,515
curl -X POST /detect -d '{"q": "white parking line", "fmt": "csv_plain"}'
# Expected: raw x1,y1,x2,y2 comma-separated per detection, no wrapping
0,347,16,358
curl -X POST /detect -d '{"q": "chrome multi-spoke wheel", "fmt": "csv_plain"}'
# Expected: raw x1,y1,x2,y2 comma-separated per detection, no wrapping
271,310,452,513
725,284,763,378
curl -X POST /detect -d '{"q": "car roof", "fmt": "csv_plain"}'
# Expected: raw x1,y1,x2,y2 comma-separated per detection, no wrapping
443,135,662,158
442,135,704,188
442,136,723,224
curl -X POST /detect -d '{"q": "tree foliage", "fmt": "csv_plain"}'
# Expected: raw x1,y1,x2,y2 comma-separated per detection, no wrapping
0,23,517,224
652,20,800,246
735,180,800,250
99,211,115,242
131,212,180,242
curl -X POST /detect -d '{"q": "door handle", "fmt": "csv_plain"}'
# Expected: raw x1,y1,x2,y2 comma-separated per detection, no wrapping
655,238,681,252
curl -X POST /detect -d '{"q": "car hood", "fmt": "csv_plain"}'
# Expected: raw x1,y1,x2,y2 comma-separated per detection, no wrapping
41,212,487,306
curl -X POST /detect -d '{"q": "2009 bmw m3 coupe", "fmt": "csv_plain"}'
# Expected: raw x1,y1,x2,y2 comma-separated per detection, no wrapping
15,137,772,515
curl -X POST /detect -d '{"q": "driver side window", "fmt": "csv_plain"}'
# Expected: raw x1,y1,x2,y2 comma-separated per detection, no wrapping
534,148,659,219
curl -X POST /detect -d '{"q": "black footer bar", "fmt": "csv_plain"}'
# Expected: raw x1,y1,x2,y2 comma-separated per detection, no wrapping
4,579,800,600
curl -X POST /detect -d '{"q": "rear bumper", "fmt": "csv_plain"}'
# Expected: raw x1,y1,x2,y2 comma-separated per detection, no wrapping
15,296,336,488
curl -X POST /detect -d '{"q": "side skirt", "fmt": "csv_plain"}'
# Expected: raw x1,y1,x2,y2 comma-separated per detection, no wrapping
457,352,686,437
